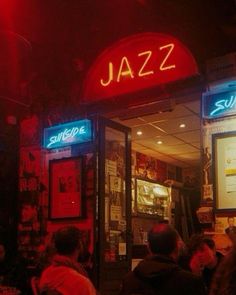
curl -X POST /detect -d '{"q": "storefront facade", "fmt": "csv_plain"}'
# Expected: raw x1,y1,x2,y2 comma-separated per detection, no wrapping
18,32,205,295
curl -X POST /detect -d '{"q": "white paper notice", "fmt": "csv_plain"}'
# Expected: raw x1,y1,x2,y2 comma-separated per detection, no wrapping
225,143,236,193
119,243,126,255
110,205,121,221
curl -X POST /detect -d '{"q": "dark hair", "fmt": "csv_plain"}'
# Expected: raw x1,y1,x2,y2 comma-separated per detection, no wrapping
148,224,178,255
187,234,215,256
54,226,81,255
210,248,236,295
203,237,216,250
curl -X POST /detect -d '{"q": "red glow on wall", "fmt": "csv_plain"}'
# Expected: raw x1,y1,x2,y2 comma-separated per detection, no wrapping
82,33,199,103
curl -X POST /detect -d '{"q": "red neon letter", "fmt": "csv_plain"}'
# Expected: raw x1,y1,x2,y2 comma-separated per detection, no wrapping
117,57,134,82
159,43,176,71
100,62,113,87
138,51,154,77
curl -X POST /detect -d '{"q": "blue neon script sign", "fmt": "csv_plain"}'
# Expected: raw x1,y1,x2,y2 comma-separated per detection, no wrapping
202,90,236,119
43,119,92,149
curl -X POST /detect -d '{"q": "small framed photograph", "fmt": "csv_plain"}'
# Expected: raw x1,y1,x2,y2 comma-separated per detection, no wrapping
49,157,84,219
213,132,236,211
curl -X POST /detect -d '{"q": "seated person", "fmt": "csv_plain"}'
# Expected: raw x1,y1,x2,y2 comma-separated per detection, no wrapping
39,226,96,295
179,234,224,291
0,241,29,293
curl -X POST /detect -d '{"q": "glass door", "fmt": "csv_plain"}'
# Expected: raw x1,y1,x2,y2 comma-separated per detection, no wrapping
97,117,131,295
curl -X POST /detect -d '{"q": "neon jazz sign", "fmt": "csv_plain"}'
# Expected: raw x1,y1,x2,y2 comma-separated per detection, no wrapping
43,119,92,149
82,33,199,103
202,90,236,119
100,44,176,87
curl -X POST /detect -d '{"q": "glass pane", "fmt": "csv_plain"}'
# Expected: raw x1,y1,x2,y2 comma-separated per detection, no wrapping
104,127,127,262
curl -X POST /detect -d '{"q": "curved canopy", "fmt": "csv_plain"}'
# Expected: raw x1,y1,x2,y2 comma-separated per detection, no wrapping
82,32,199,103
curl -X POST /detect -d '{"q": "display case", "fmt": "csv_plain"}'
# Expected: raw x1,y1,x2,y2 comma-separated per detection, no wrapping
132,177,170,220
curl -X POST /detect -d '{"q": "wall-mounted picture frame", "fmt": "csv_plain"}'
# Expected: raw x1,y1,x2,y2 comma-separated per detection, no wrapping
213,132,236,212
49,156,84,219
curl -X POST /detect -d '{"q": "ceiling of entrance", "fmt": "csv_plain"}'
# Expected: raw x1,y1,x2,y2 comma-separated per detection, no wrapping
113,99,201,169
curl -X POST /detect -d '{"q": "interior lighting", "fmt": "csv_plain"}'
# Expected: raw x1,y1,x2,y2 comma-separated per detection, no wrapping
179,123,186,128
157,140,163,145
137,130,143,136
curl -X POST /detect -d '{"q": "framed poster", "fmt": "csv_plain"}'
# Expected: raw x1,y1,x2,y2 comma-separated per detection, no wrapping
49,157,84,219
213,132,236,211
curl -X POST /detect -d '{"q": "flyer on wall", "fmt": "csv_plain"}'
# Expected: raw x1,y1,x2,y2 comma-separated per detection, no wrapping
225,142,236,194
214,133,236,210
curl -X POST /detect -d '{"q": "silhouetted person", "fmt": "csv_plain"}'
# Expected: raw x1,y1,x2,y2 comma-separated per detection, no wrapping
210,247,236,295
39,226,96,295
179,234,224,292
120,224,206,295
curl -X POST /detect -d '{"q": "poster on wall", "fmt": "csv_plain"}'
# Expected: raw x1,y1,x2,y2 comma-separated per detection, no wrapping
49,157,84,219
215,215,236,237
19,177,40,192
109,175,122,193
201,117,236,203
213,215,236,254
20,147,41,179
17,190,42,263
20,115,40,147
156,160,167,183
213,132,236,211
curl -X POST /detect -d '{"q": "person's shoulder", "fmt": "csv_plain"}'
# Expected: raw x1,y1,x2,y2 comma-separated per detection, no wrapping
40,266,96,295
70,271,96,294
121,270,137,284
177,267,204,282
174,268,206,294
120,270,143,294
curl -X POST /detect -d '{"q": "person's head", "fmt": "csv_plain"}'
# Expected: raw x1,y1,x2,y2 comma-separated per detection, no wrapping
147,224,179,258
203,237,216,252
0,243,5,262
188,234,216,268
53,226,82,260
210,247,236,295
228,217,235,227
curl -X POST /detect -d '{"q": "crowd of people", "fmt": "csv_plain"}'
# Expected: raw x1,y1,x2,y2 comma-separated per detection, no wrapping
120,224,236,295
1,223,236,294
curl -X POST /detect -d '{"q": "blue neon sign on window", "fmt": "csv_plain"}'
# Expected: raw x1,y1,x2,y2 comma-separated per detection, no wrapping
202,89,236,119
43,119,92,149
